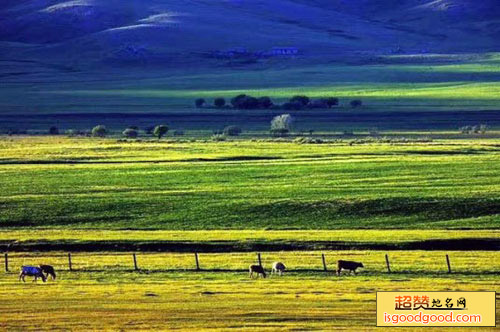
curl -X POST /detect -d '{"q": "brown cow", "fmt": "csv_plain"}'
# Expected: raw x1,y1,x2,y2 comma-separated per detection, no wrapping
249,265,266,278
337,260,364,275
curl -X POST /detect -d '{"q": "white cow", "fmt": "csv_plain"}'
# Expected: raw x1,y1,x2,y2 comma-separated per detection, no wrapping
271,262,286,276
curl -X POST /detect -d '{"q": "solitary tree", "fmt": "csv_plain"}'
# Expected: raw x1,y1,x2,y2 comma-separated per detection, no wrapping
91,125,107,137
49,126,59,135
231,94,247,107
214,97,226,108
123,128,138,138
195,98,206,108
270,114,294,137
257,96,273,109
290,95,310,106
65,129,76,137
223,125,242,136
231,94,259,109
153,125,168,140
325,97,339,108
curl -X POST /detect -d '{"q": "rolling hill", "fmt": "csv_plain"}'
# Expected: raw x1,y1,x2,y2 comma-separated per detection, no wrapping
0,0,498,68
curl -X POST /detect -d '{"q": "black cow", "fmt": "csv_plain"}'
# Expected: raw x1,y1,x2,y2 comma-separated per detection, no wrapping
39,265,56,280
337,260,364,275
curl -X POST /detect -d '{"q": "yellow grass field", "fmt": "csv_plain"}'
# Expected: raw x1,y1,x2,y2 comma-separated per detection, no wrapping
0,251,498,330
0,229,496,244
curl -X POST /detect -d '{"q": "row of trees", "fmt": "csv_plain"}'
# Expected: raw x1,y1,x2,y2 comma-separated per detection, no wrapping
122,125,170,139
195,95,362,110
62,125,172,139
61,120,288,140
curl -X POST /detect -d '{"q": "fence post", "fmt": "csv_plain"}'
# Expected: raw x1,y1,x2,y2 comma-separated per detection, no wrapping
257,253,262,267
4,253,8,272
446,254,452,274
321,253,327,271
133,253,138,271
385,254,391,273
194,253,200,271
68,253,72,271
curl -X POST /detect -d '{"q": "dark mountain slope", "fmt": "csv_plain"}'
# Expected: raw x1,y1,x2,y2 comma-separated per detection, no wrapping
0,0,498,69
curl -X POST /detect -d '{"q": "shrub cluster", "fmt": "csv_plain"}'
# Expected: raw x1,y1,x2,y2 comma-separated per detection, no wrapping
293,136,433,145
294,137,324,144
5,128,28,135
211,133,226,142
460,124,487,134
223,125,242,136
153,125,169,139
122,128,138,138
91,125,107,137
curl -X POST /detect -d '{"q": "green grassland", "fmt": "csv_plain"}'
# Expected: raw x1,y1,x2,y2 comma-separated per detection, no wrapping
1,251,498,330
0,137,498,230
2,53,500,115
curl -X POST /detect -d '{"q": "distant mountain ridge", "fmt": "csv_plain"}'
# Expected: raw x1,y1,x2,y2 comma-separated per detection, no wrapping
0,0,498,68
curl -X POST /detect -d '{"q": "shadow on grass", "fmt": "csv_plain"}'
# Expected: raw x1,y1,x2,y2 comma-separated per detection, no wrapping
0,155,283,165
1,238,499,252
34,268,500,277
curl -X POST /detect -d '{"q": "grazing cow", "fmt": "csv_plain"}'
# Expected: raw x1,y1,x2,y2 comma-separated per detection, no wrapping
39,265,56,280
19,266,46,283
249,265,266,278
271,262,286,276
337,260,364,275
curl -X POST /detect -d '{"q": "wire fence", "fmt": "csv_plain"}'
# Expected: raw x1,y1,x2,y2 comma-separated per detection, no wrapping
3,251,499,275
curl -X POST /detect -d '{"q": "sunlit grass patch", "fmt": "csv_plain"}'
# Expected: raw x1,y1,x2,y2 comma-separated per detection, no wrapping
0,251,498,330
65,81,500,102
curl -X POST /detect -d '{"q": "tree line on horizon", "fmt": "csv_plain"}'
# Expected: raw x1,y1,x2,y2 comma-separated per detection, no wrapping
195,94,363,110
